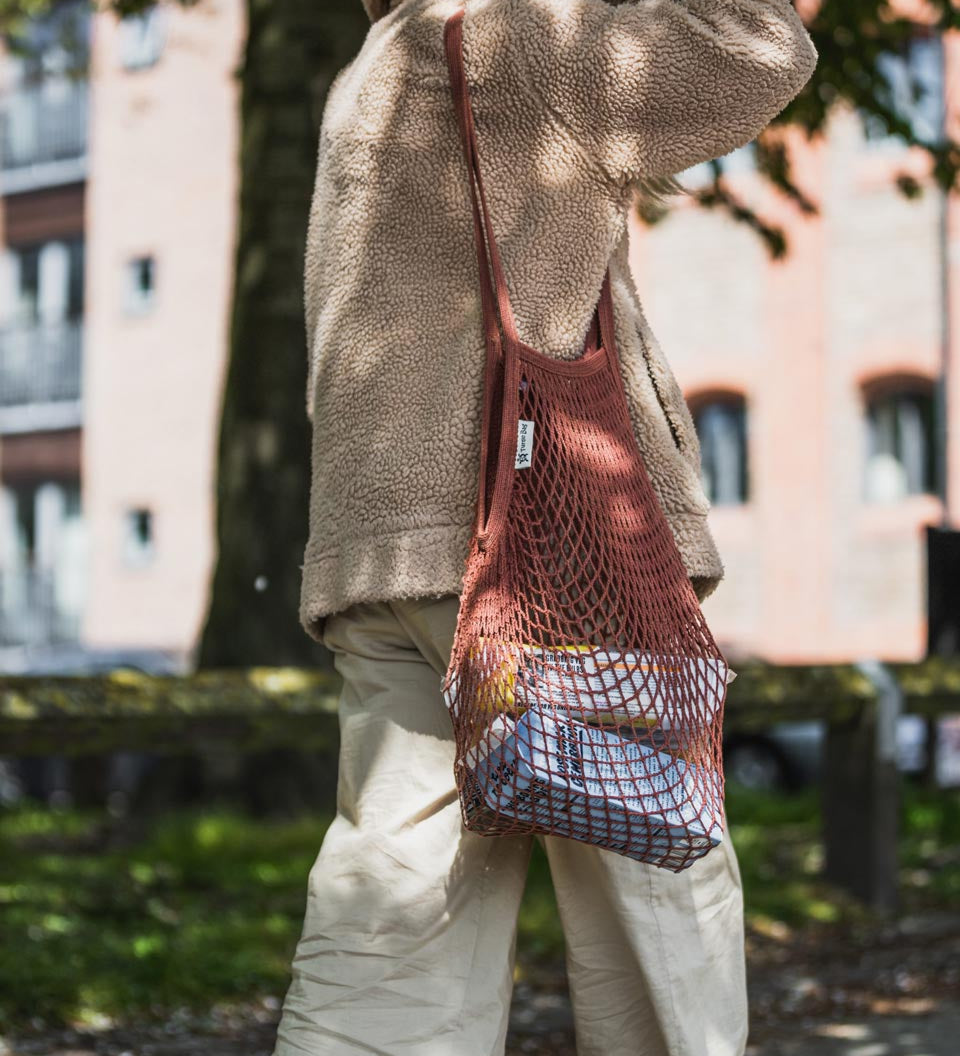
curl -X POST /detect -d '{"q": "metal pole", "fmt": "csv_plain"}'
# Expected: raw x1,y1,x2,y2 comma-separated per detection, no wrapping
937,36,952,527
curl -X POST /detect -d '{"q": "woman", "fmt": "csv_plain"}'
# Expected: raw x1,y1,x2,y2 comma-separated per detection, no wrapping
274,1,817,1054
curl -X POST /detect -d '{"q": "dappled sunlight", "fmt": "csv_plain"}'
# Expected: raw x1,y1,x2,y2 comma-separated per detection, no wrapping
0,787,954,1039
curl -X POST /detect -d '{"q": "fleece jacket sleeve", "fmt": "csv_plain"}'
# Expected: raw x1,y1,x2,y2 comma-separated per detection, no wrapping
520,0,819,186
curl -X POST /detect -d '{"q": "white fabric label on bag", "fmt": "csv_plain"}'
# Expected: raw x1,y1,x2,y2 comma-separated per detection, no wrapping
515,419,535,469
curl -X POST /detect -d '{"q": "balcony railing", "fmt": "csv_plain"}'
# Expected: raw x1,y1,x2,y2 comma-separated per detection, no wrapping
0,320,82,411
0,78,87,172
0,566,81,647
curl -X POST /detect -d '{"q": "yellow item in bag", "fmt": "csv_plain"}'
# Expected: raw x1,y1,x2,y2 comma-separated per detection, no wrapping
446,638,735,731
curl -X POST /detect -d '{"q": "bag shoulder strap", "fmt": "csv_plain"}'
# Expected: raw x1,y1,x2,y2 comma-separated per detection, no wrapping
444,7,519,349
443,6,613,357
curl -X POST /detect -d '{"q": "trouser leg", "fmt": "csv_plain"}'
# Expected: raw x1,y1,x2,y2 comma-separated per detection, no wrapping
272,594,532,1056
543,831,748,1056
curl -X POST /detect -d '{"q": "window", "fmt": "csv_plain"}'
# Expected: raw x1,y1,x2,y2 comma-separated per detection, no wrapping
861,33,944,147
123,254,155,314
0,479,85,645
3,245,39,326
118,8,167,71
0,238,84,328
3,0,90,86
123,507,154,566
0,2,90,173
693,394,749,506
863,383,936,502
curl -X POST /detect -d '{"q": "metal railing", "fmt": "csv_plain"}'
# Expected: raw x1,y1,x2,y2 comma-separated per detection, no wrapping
0,79,87,171
0,320,82,409
0,567,81,647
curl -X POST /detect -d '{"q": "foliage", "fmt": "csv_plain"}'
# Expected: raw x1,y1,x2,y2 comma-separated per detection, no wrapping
1,784,957,1030
0,807,328,1028
654,0,960,252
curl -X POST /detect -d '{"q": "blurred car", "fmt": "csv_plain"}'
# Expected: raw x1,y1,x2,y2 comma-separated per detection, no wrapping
723,714,960,791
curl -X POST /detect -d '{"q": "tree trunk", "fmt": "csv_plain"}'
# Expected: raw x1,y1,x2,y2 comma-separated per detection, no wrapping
197,0,369,667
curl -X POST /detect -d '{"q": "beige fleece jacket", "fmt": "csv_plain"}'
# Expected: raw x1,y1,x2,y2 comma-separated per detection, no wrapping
300,0,817,641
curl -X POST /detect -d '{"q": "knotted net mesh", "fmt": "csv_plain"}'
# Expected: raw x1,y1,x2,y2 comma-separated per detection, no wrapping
441,7,732,871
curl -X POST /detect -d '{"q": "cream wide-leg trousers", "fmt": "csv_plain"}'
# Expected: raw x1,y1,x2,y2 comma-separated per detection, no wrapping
272,593,748,1056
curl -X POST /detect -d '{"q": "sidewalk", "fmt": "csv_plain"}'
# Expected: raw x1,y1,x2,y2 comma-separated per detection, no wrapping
3,997,959,1055
505,998,960,1056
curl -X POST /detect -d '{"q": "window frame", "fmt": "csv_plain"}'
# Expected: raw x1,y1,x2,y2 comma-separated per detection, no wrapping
689,389,750,507
861,375,937,503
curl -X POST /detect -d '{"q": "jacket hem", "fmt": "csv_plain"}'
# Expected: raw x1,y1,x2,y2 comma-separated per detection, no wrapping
299,521,476,644
299,510,724,644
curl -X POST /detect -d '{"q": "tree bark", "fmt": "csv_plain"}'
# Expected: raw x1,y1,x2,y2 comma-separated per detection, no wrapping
197,0,369,667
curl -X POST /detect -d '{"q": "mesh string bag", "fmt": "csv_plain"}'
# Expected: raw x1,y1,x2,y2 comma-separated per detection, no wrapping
441,6,735,872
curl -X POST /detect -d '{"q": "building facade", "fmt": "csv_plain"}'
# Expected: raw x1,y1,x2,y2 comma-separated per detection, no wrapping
0,0,243,664
634,25,960,663
0,2,955,667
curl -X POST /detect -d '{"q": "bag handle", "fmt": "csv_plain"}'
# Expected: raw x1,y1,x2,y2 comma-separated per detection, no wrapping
444,6,617,356
444,7,519,350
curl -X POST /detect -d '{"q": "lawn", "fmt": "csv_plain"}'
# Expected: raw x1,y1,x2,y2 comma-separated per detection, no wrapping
1,783,957,1031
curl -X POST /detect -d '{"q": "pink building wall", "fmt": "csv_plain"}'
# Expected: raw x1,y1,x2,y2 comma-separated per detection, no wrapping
82,0,245,654
632,87,959,663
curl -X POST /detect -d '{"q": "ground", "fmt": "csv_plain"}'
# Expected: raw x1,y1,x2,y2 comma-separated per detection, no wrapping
4,910,959,1055
1,787,957,1055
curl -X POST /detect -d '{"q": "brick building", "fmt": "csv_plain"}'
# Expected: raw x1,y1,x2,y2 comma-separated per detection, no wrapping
0,1,955,668
637,25,960,662
0,0,243,665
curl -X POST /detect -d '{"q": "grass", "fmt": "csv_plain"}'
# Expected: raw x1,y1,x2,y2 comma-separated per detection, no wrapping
0,809,327,1029
1,783,957,1031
